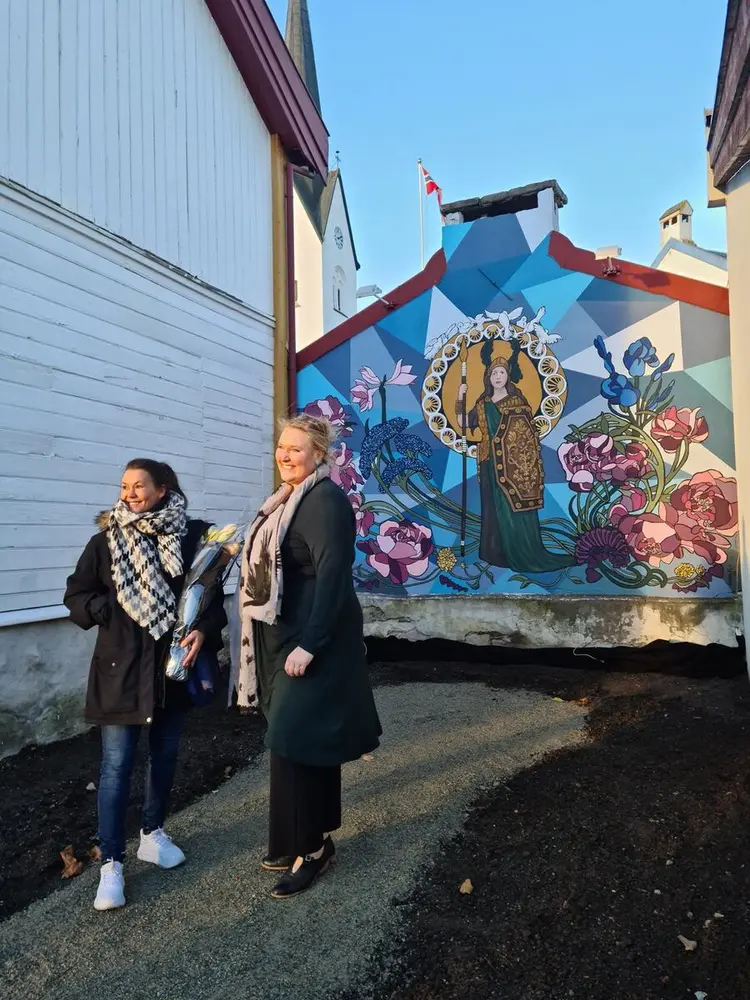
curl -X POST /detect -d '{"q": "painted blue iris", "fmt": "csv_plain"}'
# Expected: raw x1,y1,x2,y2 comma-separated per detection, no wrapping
594,335,639,408
650,352,676,381
623,337,659,377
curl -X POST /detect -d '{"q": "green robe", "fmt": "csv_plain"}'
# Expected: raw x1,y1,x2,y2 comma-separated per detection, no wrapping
475,398,572,573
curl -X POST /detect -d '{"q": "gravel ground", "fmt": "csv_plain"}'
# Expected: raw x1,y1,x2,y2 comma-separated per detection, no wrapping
0,683,585,1000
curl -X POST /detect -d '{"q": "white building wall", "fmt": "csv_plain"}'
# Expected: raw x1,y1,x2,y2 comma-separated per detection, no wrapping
0,0,273,312
293,190,324,350
0,180,275,617
322,180,357,332
654,247,728,287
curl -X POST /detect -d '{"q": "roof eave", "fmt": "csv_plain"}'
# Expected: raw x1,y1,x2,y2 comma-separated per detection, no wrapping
205,0,329,178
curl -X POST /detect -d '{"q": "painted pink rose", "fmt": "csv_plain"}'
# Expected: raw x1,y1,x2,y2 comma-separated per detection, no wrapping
303,396,351,436
659,471,739,565
329,442,363,495
610,488,684,566
558,433,619,492
357,519,434,585
611,442,653,488
349,492,375,537
651,406,709,453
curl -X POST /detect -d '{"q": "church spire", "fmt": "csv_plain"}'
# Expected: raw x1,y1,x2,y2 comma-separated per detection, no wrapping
285,0,321,113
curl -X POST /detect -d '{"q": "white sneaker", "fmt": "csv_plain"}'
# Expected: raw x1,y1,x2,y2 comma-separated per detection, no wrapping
137,828,186,869
94,860,125,911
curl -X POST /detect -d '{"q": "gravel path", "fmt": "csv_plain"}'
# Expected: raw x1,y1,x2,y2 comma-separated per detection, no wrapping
0,683,586,1000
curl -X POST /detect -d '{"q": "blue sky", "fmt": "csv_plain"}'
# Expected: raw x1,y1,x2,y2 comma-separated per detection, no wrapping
268,0,727,296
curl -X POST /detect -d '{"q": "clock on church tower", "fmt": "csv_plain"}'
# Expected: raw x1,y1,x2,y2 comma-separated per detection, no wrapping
334,226,344,249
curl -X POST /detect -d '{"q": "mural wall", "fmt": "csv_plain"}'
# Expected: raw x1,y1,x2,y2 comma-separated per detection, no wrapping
297,207,737,600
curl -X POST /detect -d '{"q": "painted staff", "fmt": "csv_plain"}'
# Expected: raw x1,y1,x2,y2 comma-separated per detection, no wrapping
459,338,468,558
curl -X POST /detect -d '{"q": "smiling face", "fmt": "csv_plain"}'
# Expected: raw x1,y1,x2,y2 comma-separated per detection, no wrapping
276,427,320,487
120,468,167,514
489,363,509,392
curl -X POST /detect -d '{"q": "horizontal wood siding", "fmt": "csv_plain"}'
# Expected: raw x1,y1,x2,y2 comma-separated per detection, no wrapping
0,0,273,313
0,182,273,614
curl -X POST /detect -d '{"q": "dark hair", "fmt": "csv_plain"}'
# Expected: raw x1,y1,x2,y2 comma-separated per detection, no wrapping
124,459,188,504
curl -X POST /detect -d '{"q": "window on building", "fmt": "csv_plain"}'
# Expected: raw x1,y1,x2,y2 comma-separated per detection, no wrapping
333,267,347,316
671,216,678,225
294,279,299,305
662,221,670,229
681,214,689,223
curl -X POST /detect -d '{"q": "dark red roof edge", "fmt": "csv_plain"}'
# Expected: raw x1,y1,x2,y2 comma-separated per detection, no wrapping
296,249,447,369
297,232,729,371
205,0,328,178
548,232,729,315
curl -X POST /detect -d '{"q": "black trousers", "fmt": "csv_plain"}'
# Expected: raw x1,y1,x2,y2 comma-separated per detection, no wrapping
268,752,342,858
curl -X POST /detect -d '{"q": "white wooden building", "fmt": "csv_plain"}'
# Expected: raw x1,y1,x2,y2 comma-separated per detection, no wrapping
0,0,328,756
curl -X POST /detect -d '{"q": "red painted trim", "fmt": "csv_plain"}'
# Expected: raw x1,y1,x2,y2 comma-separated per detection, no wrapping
296,249,448,370
297,232,729,373
286,164,297,414
205,0,329,178
548,232,730,315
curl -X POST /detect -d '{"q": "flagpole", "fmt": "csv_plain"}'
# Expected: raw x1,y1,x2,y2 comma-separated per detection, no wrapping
417,158,424,270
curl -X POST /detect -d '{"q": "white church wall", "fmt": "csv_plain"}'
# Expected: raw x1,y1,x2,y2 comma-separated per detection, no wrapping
323,180,357,333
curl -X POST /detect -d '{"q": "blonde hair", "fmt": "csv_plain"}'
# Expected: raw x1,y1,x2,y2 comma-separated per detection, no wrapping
279,414,338,464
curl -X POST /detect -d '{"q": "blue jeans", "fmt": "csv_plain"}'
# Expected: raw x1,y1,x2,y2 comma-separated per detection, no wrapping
98,711,185,862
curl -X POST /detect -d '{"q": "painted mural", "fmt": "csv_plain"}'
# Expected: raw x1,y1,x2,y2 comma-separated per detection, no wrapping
297,207,737,599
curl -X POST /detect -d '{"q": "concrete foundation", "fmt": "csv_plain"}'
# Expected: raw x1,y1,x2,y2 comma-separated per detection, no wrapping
360,594,742,649
0,617,93,761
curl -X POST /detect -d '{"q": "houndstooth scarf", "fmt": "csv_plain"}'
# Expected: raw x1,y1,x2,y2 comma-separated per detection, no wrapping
231,464,329,709
107,492,188,639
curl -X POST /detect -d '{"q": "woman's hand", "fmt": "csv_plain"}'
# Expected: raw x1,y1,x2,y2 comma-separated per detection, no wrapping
284,646,313,677
180,630,205,669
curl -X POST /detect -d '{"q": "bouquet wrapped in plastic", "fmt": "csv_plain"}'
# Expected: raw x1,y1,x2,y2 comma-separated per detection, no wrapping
165,523,245,682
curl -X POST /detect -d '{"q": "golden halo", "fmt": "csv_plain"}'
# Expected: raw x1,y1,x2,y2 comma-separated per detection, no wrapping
421,324,567,454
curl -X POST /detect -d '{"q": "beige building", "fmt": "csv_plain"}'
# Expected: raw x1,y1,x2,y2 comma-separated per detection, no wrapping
652,200,728,286
707,0,750,644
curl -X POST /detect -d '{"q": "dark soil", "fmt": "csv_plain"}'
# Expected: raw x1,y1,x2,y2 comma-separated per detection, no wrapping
363,658,750,1000
0,684,265,921
3,645,750,1000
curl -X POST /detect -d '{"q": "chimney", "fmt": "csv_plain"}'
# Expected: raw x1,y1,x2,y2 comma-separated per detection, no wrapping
659,201,693,247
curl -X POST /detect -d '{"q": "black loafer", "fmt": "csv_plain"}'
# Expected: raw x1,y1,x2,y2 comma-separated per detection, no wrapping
270,838,335,899
261,853,293,872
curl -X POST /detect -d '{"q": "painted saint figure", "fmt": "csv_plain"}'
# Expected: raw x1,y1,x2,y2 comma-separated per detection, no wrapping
457,339,572,573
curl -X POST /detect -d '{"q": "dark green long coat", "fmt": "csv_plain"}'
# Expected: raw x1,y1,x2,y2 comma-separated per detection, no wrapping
255,478,382,767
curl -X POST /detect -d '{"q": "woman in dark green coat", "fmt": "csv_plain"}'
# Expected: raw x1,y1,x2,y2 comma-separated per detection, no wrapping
233,414,382,899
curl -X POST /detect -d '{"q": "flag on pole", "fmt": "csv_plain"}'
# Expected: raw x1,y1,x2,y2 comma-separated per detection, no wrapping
420,164,443,206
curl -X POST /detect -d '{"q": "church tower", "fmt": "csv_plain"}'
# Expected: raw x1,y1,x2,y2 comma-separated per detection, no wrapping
285,0,360,349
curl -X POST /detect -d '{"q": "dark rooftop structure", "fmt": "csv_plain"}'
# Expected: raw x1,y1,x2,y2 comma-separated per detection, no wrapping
441,180,568,223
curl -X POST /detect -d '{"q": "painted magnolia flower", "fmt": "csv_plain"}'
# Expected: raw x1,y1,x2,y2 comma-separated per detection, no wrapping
349,492,375,537
350,360,418,412
574,527,631,583
558,433,619,492
329,442,364,494
303,396,351,436
651,406,709,453
357,519,433,585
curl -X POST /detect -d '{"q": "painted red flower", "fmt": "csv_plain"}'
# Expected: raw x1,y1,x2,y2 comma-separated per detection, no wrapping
611,442,653,488
558,433,619,492
329,442,364,495
610,489,684,566
349,492,375,538
357,519,433,585
659,471,738,565
651,406,709,453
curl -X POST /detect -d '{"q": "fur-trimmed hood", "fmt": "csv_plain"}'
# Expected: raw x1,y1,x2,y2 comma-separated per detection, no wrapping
95,510,111,531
